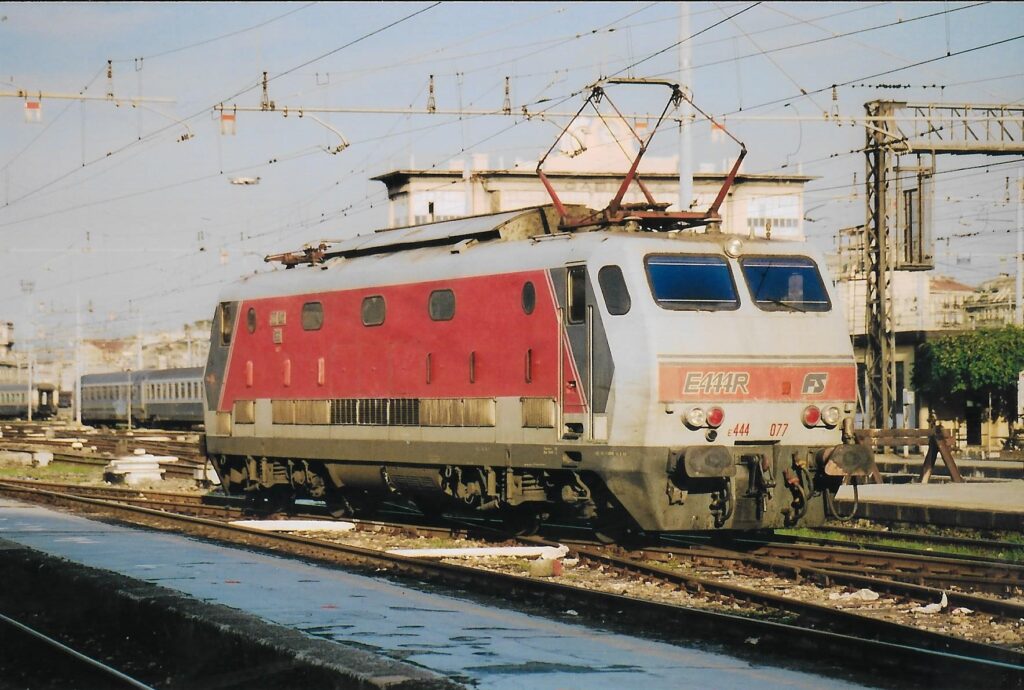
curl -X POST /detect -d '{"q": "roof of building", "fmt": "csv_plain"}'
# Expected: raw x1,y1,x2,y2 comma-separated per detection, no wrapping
930,276,975,292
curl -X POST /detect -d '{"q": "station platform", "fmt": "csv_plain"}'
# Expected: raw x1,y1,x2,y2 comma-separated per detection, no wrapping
835,479,1024,530
0,497,868,690
874,452,1023,481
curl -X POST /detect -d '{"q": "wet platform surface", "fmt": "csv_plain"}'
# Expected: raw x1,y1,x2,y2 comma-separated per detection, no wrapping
0,498,870,689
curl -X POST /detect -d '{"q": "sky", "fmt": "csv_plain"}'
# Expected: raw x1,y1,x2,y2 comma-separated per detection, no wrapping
0,1,1022,358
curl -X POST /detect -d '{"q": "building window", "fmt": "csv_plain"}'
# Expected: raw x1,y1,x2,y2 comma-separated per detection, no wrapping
361,296,386,326
428,289,455,321
302,302,324,331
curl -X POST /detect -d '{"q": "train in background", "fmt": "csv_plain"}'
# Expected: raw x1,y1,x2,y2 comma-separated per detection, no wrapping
80,367,204,427
0,382,59,420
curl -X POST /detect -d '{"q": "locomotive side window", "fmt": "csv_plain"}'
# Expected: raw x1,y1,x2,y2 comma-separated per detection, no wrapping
740,256,831,312
219,302,235,345
361,295,386,326
522,281,536,315
567,266,586,324
645,255,739,310
301,301,324,330
428,289,455,321
598,265,631,315
247,307,256,333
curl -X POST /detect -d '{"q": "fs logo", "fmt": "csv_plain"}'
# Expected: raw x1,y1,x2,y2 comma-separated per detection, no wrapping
801,372,829,395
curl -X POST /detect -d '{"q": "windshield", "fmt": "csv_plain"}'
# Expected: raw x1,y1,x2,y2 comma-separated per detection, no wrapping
645,255,739,310
740,256,831,312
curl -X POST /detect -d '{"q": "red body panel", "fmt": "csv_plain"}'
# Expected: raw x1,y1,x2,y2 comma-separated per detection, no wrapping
219,271,587,412
658,364,856,402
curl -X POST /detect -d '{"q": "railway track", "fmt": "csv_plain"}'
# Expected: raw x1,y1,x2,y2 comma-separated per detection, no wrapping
659,533,1024,596
1,480,1021,690
0,422,205,480
807,524,1024,555
0,611,156,690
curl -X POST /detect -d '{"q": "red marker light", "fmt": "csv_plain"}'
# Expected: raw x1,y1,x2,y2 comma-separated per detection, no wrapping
706,406,725,428
802,405,821,428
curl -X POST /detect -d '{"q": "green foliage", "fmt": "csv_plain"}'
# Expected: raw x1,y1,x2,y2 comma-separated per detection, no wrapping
913,326,1024,420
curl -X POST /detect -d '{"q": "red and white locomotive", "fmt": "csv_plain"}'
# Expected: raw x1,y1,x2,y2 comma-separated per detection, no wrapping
202,204,872,534
202,81,873,535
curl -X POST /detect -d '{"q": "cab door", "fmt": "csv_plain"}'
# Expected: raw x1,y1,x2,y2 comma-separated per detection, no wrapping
562,264,590,440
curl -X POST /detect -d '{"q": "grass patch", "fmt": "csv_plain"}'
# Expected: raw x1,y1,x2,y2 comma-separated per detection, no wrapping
779,526,1024,563
0,461,104,484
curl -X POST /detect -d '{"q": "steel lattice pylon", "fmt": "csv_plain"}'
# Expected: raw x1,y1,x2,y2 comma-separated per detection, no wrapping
862,100,1024,429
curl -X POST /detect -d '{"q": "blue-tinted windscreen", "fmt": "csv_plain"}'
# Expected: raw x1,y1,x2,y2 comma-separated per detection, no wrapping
740,256,831,312
646,255,739,310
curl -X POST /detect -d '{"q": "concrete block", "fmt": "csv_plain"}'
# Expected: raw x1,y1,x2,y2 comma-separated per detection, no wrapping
32,451,53,467
0,450,33,466
529,558,564,578
103,454,169,485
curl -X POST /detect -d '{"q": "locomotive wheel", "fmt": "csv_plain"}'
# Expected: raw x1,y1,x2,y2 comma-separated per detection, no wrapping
244,488,289,516
502,506,542,537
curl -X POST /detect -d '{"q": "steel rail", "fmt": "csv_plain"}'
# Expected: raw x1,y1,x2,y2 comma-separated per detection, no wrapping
809,525,1024,553
0,612,156,690
717,537,1024,592
647,538,1024,620
2,480,1022,688
535,536,1024,661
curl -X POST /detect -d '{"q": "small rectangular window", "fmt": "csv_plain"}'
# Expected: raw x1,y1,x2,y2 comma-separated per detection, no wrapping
428,289,455,321
220,302,235,345
645,255,739,311
567,266,586,324
302,301,324,330
598,265,631,315
361,295,385,326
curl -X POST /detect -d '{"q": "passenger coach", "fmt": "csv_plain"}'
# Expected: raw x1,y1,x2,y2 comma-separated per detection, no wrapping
81,367,204,427
0,382,58,419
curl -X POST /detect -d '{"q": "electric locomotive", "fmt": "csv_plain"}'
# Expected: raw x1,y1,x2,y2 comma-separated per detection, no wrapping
201,79,874,535
201,205,873,534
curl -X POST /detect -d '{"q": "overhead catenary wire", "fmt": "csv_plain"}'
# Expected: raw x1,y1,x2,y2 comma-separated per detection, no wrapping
4,2,1019,341
110,3,319,63
0,2,442,215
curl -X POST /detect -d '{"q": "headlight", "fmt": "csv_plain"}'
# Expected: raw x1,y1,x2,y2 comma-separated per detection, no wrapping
684,407,706,428
802,405,821,428
706,406,725,428
821,406,841,427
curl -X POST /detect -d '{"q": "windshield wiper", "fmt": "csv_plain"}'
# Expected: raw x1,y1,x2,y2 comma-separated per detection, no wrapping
762,299,806,313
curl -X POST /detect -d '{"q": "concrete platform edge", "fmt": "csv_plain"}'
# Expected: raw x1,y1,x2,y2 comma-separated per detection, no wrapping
0,538,462,690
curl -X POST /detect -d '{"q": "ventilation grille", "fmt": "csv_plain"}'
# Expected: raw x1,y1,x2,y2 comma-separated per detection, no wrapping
259,397,499,428
330,398,420,426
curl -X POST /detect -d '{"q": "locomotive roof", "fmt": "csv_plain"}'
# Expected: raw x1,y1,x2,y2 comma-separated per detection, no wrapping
221,205,822,302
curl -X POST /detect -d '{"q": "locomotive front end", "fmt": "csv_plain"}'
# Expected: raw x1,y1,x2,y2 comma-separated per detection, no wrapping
592,236,875,533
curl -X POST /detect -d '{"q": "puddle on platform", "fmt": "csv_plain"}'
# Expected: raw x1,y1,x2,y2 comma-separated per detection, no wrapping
466,661,642,675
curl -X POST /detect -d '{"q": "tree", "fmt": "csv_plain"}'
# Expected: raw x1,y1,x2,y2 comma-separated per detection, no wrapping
913,325,1024,426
